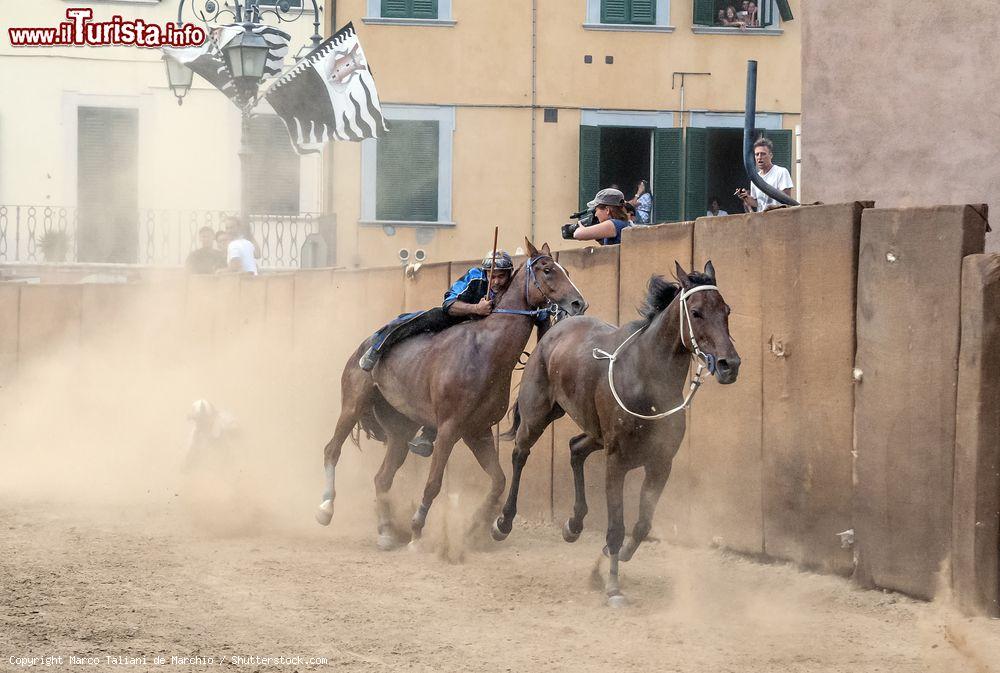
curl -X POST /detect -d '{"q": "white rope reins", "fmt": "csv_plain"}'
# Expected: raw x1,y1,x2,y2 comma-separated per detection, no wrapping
592,285,719,420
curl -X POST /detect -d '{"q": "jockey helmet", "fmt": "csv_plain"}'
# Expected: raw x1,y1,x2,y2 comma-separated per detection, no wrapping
482,250,514,272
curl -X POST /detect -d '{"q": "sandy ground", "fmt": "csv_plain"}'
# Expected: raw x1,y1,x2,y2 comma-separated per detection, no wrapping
3,492,999,673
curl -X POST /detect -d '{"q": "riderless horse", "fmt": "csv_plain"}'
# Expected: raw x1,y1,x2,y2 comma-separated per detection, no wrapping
315,239,588,550
492,261,740,605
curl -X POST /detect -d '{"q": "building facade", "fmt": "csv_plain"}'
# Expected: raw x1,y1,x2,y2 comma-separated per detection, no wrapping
0,0,323,267
328,0,800,267
0,0,800,269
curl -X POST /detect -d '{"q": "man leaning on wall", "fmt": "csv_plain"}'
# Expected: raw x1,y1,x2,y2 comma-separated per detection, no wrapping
736,137,794,212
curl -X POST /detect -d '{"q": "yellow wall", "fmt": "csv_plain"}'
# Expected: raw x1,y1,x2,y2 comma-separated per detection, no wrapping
327,1,801,267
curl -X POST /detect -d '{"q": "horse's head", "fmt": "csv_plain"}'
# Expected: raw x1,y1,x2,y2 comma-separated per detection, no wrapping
675,260,740,384
523,238,588,317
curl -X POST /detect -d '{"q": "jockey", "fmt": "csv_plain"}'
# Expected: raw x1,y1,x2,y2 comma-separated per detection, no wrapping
357,250,516,455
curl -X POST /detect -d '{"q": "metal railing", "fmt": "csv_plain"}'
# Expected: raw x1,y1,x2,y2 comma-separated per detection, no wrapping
0,206,322,268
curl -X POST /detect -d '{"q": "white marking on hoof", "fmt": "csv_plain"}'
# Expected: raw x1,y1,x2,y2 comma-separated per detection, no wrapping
562,520,581,543
607,593,629,608
376,534,399,551
620,538,636,562
491,519,510,542
407,539,423,553
315,499,334,526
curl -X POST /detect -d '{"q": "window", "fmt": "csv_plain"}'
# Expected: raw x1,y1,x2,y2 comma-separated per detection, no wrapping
245,114,301,215
585,0,672,31
602,0,654,24
360,106,455,226
364,0,454,24
578,111,681,224
692,0,792,31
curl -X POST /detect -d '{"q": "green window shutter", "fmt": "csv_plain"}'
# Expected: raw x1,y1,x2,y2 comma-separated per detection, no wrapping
692,0,717,26
377,120,439,222
763,129,793,175
246,114,301,215
683,127,708,221
629,0,655,24
652,128,682,224
776,0,794,21
411,0,438,19
381,0,410,18
601,0,629,24
579,126,601,212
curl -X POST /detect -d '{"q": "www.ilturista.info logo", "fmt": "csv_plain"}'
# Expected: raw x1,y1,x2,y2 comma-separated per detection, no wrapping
8,9,206,48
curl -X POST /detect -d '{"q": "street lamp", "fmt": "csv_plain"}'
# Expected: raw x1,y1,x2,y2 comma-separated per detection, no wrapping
220,26,270,104
163,54,194,105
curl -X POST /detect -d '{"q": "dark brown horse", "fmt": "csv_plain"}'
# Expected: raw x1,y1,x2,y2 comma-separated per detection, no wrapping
315,239,587,550
492,261,740,605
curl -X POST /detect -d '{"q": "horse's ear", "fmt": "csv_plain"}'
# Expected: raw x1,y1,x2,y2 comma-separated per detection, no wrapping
541,242,551,256
674,260,691,289
704,260,717,282
524,237,539,257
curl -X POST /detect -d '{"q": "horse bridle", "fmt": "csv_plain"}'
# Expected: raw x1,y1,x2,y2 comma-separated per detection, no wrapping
492,255,562,321
592,284,720,420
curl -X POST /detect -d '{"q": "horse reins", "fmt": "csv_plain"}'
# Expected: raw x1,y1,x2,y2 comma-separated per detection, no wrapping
492,255,560,321
592,284,719,421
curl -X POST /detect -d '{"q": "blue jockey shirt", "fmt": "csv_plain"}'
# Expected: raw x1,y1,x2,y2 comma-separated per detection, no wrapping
443,267,490,313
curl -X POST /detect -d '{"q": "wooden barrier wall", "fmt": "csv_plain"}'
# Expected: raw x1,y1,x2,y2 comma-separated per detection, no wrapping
2,204,997,613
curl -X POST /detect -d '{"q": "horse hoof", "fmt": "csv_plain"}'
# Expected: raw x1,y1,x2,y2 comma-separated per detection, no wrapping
314,500,334,526
491,519,510,542
562,521,581,543
407,538,423,553
607,593,629,609
377,534,400,552
620,539,636,562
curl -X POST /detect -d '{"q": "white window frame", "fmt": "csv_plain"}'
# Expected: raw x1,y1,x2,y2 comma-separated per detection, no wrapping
363,0,456,26
584,0,674,33
691,0,784,35
360,105,455,228
688,111,783,129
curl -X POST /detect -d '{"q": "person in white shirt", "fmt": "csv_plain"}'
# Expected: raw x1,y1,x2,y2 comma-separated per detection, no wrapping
736,137,794,212
224,218,259,275
707,197,729,217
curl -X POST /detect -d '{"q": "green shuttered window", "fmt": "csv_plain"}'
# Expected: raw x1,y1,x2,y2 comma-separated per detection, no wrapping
694,0,791,26
653,128,683,223
578,126,602,211
246,115,301,215
763,129,793,175
601,0,655,25
692,0,717,26
377,119,439,222
683,127,707,221
382,0,438,19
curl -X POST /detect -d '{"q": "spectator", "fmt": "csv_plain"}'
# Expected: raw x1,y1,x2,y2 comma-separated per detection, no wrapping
223,216,261,260
722,6,746,29
215,229,231,254
185,226,225,274
628,179,653,224
736,137,794,212
746,1,759,27
225,218,259,275
707,198,729,217
565,187,631,246
716,8,727,25
624,202,637,223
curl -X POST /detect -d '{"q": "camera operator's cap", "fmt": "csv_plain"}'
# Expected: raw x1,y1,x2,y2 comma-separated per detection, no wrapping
587,187,626,209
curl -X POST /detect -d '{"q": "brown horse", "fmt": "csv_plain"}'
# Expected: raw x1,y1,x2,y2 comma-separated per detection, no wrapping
492,261,740,605
315,239,587,550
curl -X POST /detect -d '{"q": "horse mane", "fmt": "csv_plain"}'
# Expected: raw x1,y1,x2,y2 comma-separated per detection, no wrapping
637,272,714,322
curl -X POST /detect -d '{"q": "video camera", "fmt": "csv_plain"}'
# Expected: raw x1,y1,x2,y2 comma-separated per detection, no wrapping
561,207,596,240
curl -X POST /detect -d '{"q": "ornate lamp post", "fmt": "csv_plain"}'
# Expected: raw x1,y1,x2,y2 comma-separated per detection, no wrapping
167,0,324,219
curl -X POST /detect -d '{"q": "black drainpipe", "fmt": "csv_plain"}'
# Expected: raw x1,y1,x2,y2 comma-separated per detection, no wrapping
744,60,799,207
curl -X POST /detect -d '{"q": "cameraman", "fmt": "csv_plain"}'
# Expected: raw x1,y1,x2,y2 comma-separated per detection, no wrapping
561,188,632,246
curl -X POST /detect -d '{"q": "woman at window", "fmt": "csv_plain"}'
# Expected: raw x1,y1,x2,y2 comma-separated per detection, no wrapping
628,179,653,224
722,6,746,29
570,188,632,246
746,1,760,27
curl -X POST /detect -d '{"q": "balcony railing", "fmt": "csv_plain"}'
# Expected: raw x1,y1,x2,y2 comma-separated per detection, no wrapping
0,206,323,269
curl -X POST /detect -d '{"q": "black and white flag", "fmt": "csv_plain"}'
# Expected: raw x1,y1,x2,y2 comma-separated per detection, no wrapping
265,22,387,154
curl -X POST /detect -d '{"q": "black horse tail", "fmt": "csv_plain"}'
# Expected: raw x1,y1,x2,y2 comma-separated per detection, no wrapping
355,396,387,447
500,401,521,441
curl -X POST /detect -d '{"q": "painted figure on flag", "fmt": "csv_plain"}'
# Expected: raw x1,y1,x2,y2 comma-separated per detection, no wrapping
265,22,388,154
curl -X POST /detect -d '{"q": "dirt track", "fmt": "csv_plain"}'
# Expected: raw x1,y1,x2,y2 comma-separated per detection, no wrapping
3,495,999,673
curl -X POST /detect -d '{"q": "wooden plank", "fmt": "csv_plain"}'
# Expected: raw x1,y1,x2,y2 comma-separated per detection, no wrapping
618,222,693,321
0,285,19,388
760,203,866,574
854,205,986,599
952,253,1000,617
690,213,763,554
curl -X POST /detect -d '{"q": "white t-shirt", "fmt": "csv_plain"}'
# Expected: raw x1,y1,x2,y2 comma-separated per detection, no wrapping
706,209,729,217
227,238,258,274
750,164,794,212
